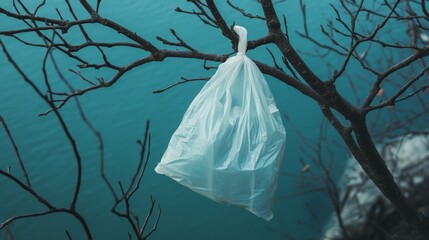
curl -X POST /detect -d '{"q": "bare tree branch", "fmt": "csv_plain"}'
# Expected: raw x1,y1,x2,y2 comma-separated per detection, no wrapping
153,77,210,94
0,116,31,187
227,0,265,20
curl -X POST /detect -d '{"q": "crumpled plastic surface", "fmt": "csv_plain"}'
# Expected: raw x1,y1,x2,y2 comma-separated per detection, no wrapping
155,25,286,221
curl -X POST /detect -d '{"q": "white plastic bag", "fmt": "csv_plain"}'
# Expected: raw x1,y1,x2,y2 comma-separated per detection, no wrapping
155,25,286,221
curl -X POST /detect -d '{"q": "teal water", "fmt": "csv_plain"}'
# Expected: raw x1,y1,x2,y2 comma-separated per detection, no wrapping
0,1,363,239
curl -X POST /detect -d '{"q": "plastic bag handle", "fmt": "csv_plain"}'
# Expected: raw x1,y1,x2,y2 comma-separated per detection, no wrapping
233,25,247,55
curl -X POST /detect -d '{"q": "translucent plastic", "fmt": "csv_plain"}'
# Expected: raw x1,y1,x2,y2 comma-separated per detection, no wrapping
155,25,286,220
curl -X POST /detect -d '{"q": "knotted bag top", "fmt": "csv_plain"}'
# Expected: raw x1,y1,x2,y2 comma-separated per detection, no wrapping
233,25,247,56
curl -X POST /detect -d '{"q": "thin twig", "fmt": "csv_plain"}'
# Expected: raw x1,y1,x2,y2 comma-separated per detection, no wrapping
226,0,265,20
0,116,31,187
152,77,210,94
